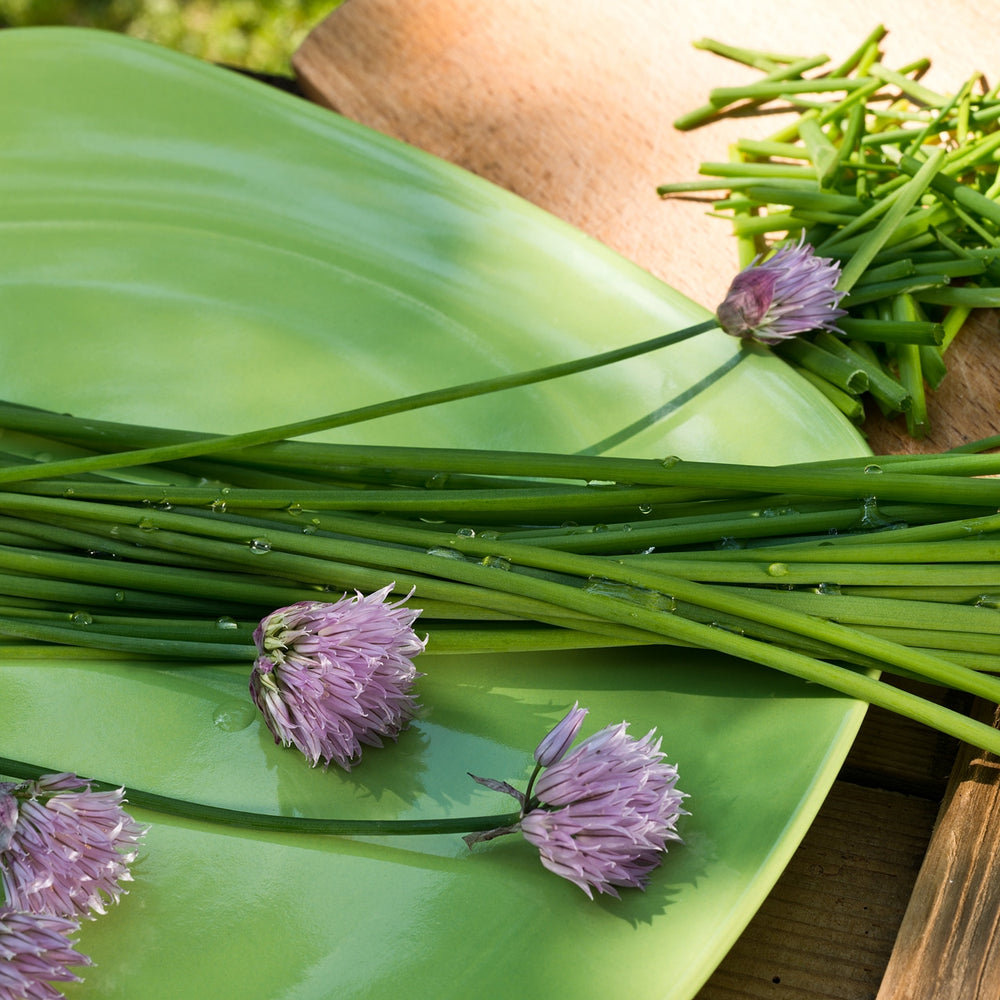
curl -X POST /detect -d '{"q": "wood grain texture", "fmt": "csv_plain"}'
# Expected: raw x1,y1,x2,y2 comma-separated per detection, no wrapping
696,781,939,1000
876,700,1000,1000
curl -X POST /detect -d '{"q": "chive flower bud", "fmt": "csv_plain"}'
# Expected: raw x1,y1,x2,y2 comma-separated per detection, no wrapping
467,708,687,899
0,773,146,920
250,585,426,770
716,238,847,344
533,702,588,767
0,907,91,1000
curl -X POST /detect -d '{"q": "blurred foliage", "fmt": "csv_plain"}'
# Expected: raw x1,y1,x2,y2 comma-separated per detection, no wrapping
0,0,342,75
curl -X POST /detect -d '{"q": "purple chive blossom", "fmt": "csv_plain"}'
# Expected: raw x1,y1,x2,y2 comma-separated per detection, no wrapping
467,709,687,899
716,238,847,345
0,907,91,1000
0,774,147,920
250,584,426,770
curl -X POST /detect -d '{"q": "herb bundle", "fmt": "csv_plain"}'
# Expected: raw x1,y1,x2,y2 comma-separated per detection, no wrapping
0,396,999,755
659,26,1000,437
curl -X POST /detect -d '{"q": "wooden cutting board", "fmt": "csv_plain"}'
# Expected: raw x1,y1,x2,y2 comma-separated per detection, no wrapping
293,0,1000,454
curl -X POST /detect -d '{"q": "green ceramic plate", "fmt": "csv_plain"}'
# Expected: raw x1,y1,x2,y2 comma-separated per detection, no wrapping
0,27,870,1000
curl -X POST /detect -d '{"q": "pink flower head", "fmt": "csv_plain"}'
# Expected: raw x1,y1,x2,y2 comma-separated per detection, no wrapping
716,238,847,344
0,907,91,1000
0,774,147,920
521,722,686,898
533,702,588,767
250,584,426,770
467,709,687,899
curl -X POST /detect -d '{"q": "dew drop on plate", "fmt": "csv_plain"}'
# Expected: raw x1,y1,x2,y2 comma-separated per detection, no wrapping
212,700,257,732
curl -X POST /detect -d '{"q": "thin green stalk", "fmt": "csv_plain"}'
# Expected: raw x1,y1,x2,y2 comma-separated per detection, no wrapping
675,52,830,130
716,585,998,633
940,302,972,351
915,285,1000,308
428,534,1000,706
798,113,840,185
707,77,874,107
901,152,1000,228
692,38,802,71
811,333,911,413
835,147,947,291
637,557,1000,589
7,448,1000,510
836,316,943,345
788,364,866,423
772,337,869,394
411,537,1000,750
0,616,250,660
842,277,951,313
892,294,930,437
0,319,718,485
827,25,888,80
869,62,948,108
0,756,522,837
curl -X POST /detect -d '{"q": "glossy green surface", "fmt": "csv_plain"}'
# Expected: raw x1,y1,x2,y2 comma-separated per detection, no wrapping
0,28,870,1000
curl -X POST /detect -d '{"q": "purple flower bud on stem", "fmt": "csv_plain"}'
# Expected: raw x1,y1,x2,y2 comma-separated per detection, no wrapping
467,708,687,898
716,238,847,345
0,907,91,1000
250,584,425,770
533,702,588,767
521,722,686,899
0,774,147,920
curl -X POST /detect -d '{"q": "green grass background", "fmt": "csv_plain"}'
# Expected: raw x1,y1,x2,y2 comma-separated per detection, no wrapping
0,0,342,74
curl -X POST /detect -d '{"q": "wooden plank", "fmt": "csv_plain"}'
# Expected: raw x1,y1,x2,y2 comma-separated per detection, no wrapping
876,699,1000,1000
841,678,969,798
696,781,939,1000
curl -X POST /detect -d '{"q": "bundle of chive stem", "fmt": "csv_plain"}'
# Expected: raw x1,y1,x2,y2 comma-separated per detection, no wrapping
1,383,1000,758
658,25,1000,438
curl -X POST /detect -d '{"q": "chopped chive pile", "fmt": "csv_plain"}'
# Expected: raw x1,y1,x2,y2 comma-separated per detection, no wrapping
659,26,1000,438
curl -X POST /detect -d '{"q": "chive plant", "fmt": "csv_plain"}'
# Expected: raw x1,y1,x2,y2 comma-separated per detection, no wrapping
660,26,1000,437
